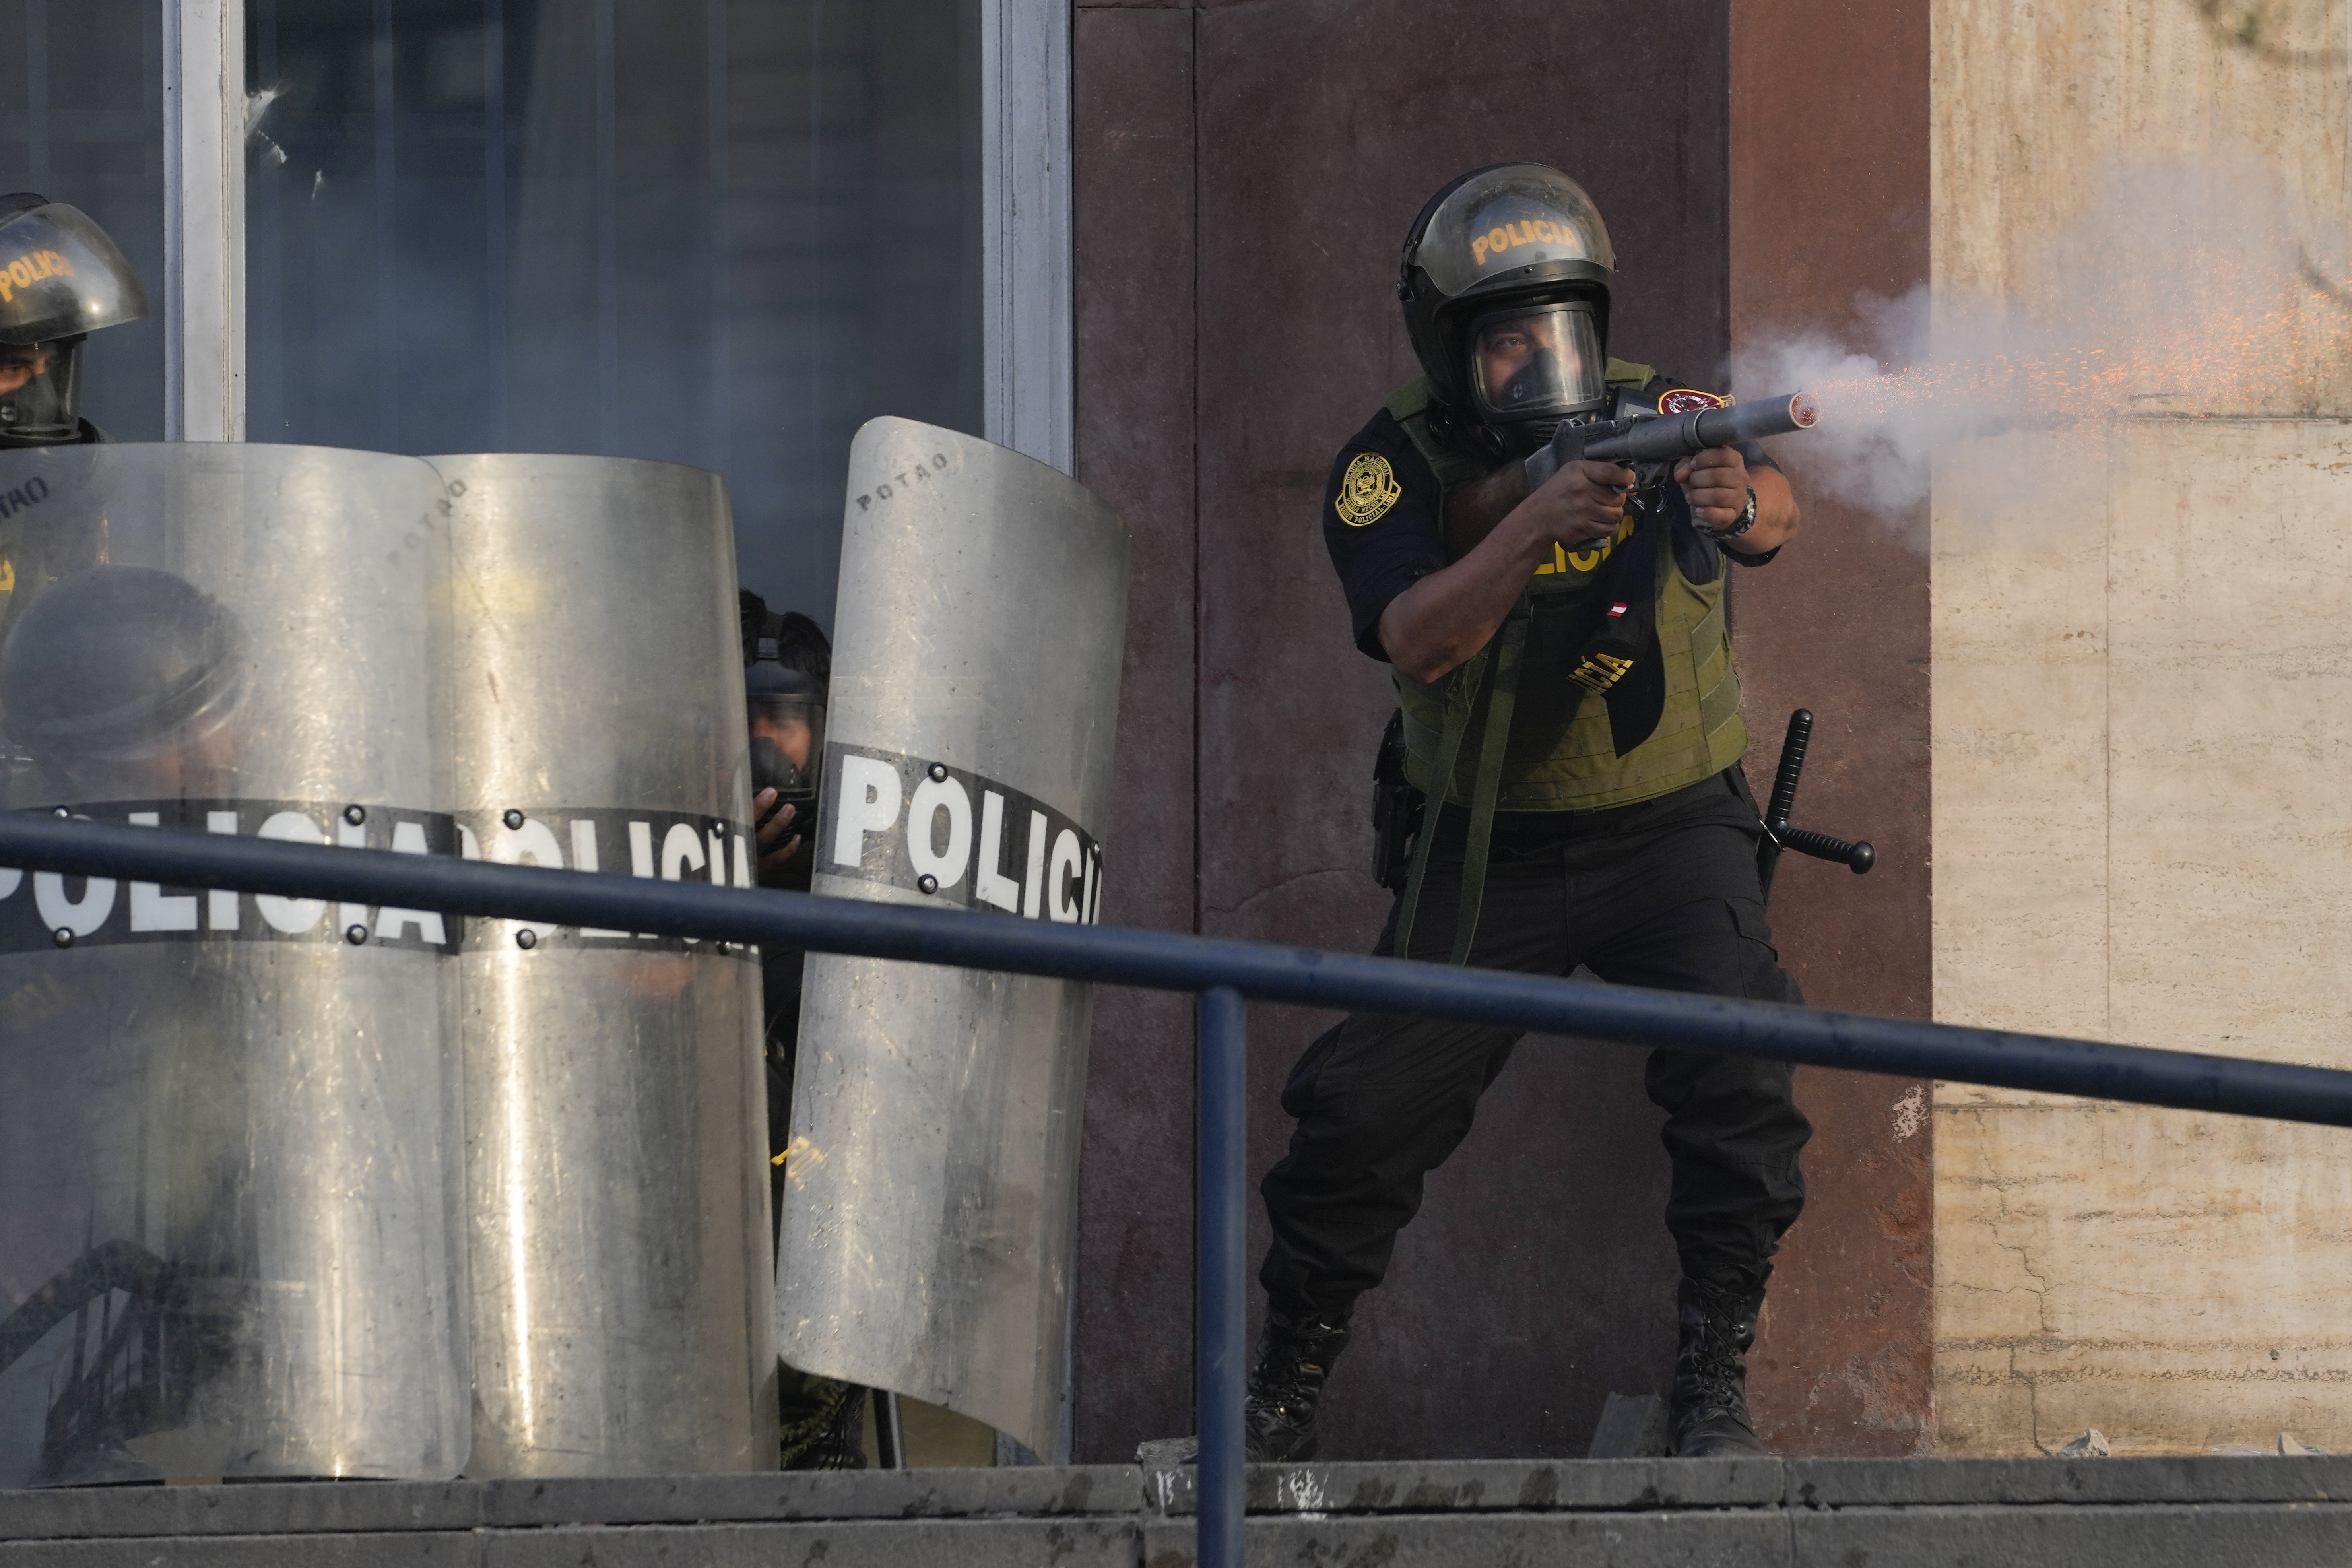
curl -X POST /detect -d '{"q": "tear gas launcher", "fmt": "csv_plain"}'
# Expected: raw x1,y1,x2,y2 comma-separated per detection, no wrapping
1521,390,1820,493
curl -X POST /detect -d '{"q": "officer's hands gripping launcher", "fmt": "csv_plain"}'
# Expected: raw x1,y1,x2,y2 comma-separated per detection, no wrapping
1521,391,1820,494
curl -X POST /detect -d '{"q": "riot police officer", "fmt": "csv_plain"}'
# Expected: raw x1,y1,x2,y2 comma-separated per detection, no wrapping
1252,164,1814,1461
0,194,152,692
739,589,868,1468
0,563,250,1479
0,564,246,803
0,194,148,450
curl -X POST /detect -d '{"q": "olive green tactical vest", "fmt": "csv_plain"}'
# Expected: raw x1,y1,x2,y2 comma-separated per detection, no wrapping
1384,371,1748,813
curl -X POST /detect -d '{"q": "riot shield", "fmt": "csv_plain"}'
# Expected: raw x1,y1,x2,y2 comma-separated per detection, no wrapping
0,442,468,1484
778,418,1127,1457
428,454,775,1477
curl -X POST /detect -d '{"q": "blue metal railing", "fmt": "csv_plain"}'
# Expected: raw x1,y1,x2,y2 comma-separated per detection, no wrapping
4,812,2352,1563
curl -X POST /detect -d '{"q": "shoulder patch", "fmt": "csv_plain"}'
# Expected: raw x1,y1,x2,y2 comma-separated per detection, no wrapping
1335,452,1404,527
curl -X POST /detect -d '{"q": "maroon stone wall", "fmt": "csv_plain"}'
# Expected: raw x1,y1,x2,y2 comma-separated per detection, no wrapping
1071,0,1200,1463
1072,0,1934,1462
1728,0,1935,1456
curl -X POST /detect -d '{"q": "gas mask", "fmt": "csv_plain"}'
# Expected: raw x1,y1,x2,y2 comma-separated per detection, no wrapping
1465,302,1607,450
0,334,84,446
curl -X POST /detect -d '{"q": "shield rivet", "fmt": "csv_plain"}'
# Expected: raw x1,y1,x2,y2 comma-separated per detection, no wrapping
50,928,72,948
515,928,538,950
50,807,68,819
917,874,939,895
345,924,368,945
343,804,367,826
503,809,526,830
928,762,949,782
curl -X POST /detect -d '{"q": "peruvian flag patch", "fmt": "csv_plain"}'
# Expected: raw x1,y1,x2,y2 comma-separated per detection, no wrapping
1607,602,1629,618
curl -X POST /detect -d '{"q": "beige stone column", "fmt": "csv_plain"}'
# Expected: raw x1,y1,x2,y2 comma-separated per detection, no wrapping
1932,0,2352,1454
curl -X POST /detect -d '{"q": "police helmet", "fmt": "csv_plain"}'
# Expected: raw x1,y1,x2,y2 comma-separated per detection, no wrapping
1,565,246,763
0,196,150,448
1397,164,1615,452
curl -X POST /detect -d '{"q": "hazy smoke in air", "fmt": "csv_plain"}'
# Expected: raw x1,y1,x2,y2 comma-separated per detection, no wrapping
1733,145,2352,546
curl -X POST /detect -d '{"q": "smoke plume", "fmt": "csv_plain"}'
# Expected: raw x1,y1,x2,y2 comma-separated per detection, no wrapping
1733,144,2352,546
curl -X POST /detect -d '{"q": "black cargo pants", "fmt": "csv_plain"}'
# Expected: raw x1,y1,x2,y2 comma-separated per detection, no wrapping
1258,772,1813,1322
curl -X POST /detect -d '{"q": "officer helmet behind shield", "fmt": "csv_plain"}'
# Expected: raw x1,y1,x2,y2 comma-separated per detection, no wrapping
0,195,151,448
1,565,246,769
1397,164,1614,452
740,592,830,819
748,664,827,810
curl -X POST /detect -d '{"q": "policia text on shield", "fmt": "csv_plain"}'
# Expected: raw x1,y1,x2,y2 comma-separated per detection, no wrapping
1218,162,1825,1467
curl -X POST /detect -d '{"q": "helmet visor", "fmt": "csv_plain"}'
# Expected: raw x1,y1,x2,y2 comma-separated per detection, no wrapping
1415,164,1613,298
748,690,825,803
1467,305,1605,423
0,334,82,443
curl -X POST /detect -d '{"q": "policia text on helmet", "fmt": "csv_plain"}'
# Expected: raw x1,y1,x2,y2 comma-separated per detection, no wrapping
0,194,149,448
1207,164,1812,1470
1397,163,1617,460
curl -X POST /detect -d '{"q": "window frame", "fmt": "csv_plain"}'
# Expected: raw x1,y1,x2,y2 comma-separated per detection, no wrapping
163,0,1073,474
980,0,1073,475
163,0,245,441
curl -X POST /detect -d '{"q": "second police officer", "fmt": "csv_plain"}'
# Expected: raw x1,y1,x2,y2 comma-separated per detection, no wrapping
739,590,867,1468
0,192,150,672
0,192,144,454
1248,164,1815,1461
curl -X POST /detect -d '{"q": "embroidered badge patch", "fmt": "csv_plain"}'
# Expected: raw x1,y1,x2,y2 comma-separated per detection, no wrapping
1335,452,1403,527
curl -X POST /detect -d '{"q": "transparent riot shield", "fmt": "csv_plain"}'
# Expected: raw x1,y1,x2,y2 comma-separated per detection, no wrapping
0,442,468,1485
778,418,1127,1458
428,454,775,1477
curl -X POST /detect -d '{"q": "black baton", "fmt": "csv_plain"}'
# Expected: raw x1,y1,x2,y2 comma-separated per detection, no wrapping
1757,709,1875,906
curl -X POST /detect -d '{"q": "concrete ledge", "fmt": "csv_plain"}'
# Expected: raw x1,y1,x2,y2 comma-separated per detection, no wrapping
1786,1453,2352,1506
4,1457,2350,1566
1789,1503,2352,1568
1142,1511,1791,1568
0,1520,1147,1568
1143,1455,1781,1514
0,1466,1142,1541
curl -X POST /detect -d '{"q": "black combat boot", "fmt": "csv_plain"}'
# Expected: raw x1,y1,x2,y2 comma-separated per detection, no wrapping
785,1385,869,1470
1669,1275,1770,1458
1240,1308,1352,1462
1143,1309,1353,1467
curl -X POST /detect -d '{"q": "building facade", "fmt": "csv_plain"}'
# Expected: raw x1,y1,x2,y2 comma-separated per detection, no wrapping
8,0,2342,1463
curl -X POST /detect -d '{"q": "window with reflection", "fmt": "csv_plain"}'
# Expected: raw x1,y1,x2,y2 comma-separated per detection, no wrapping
0,0,167,443
245,0,984,624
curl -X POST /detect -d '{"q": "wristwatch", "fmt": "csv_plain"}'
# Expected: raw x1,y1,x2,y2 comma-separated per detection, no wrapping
1706,487,1758,542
